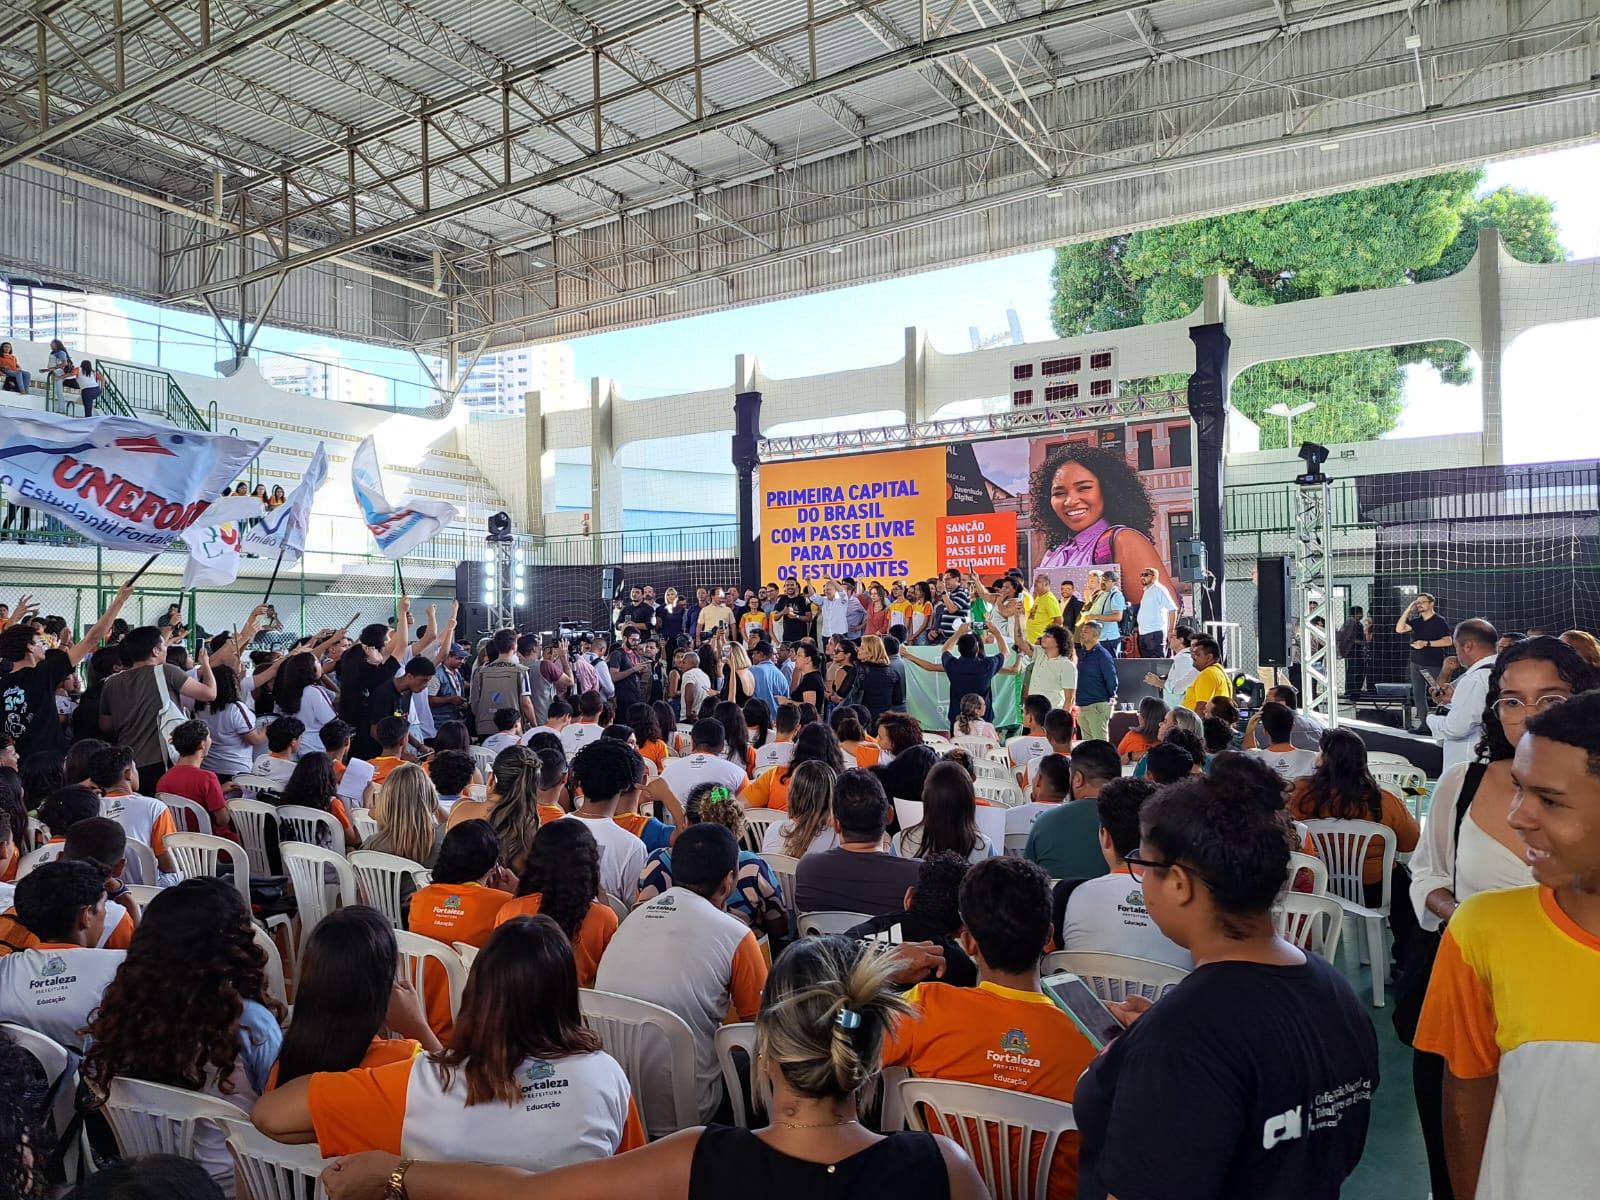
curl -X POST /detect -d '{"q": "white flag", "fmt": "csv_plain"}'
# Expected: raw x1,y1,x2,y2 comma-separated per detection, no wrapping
179,494,265,588
0,405,267,550
350,435,458,560
241,440,327,564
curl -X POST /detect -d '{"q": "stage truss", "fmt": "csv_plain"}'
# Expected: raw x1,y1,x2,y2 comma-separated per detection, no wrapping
1294,479,1339,729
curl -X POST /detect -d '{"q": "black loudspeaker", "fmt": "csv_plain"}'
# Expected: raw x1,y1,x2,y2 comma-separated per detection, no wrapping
601,567,623,601
1176,537,1207,583
457,601,492,648
1256,556,1293,667
454,560,475,604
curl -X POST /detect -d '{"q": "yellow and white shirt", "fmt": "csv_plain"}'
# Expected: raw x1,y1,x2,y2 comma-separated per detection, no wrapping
1416,886,1600,1199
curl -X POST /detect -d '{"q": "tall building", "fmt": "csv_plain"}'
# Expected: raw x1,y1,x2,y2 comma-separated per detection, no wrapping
260,347,388,407
456,342,578,414
0,285,134,359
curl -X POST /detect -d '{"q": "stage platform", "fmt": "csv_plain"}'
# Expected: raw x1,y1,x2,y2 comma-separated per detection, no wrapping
1339,718,1442,779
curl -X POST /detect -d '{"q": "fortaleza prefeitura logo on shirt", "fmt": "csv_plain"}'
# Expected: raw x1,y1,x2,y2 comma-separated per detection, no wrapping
29,955,75,991
517,1059,570,1097
442,895,462,911
989,1028,1041,1070
1118,889,1149,916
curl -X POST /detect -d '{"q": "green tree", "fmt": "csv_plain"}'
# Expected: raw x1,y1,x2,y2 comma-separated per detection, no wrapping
1049,172,1566,448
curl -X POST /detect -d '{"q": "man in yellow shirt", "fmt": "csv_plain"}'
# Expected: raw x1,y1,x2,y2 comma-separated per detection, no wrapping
1181,634,1232,716
1025,574,1063,643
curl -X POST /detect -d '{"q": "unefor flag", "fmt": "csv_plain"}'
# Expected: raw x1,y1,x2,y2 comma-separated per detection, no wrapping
0,406,268,550
350,434,458,559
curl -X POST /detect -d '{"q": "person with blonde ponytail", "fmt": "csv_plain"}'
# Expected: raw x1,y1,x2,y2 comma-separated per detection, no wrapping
316,934,987,1200
760,760,840,859
446,746,541,874
365,763,446,867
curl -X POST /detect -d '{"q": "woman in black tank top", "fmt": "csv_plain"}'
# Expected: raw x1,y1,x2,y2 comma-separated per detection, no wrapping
316,937,987,1200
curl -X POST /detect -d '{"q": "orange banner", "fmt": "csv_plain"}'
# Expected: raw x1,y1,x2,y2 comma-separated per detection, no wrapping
938,511,1017,575
760,447,946,584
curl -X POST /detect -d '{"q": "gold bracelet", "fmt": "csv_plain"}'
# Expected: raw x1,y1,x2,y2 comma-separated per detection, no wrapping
384,1159,415,1200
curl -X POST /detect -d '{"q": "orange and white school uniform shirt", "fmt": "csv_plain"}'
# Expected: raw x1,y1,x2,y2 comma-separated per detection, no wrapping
266,1037,422,1091
101,793,177,884
306,1050,646,1170
0,942,125,1050
406,881,512,1039
883,980,1097,1199
1415,885,1600,1200
496,893,618,988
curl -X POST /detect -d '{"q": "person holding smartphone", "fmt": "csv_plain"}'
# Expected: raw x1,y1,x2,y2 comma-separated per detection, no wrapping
1397,593,1453,734
1072,754,1378,1200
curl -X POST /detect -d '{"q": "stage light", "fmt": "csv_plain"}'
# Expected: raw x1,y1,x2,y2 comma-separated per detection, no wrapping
1295,441,1330,486
514,592,526,606
486,511,513,542
481,588,494,604
513,548,525,563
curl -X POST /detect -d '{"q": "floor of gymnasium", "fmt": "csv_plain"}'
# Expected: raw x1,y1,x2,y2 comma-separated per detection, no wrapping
1339,958,1430,1199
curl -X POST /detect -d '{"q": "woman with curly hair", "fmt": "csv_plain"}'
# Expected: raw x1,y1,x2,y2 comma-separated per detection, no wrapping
625,702,668,773
743,721,847,812
83,877,286,1192
253,915,645,1171
273,651,338,753
634,783,788,939
271,907,440,1089
1031,441,1172,604
496,818,618,987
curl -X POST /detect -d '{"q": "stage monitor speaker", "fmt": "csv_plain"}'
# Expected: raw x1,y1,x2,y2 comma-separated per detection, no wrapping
1176,537,1207,584
454,560,476,605
1256,556,1293,668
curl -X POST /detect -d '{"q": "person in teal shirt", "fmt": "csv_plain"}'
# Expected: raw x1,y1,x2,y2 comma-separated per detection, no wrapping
1024,740,1121,881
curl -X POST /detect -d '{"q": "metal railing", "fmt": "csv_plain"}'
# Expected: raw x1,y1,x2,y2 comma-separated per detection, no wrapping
95,358,209,430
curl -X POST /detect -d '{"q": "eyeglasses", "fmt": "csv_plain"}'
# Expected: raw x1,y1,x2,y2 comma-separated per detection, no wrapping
1121,852,1177,881
1492,694,1570,718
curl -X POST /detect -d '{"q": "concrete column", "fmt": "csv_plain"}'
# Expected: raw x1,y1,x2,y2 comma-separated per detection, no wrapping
904,326,928,424
522,389,548,537
589,377,623,549
1476,226,1505,466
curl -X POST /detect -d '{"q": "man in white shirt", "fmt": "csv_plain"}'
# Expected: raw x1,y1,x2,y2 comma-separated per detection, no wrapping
559,691,607,759
1007,695,1053,776
754,705,799,773
1244,702,1320,781
594,824,767,1136
565,739,648,904
1427,619,1499,774
252,716,304,789
1058,777,1192,971
660,720,748,798
813,580,851,640
1145,625,1198,710
0,861,127,1049
1134,569,1178,659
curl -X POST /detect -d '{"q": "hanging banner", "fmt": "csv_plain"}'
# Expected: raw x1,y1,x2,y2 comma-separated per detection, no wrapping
0,406,268,550
350,434,458,559
241,440,328,563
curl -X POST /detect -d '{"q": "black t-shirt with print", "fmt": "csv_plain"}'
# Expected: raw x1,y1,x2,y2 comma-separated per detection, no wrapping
790,671,825,707
0,648,73,759
1074,954,1378,1200
771,595,812,643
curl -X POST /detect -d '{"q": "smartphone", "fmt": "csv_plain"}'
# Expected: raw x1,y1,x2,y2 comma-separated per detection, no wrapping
1419,668,1438,689
1041,971,1124,1049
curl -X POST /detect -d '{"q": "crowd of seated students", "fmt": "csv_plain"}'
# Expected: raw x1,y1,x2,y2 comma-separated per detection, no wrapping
7,577,1600,1200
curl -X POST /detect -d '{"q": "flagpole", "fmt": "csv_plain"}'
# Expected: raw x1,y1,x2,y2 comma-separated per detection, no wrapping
393,558,407,599
126,553,160,587
263,542,288,605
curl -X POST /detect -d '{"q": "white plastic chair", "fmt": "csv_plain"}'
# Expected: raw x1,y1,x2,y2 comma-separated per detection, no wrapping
280,842,357,952
226,799,278,876
124,838,160,887
277,805,343,851
1287,851,1329,897
164,833,251,906
394,930,467,1021
126,884,164,913
348,850,431,929
901,1077,1076,1200
922,733,955,751
222,1116,333,1200
2,1023,90,1180
1303,818,1397,1006
759,852,799,914
976,778,1027,808
739,808,785,853
24,816,47,849
955,734,1000,760
604,892,631,924
893,797,925,830
715,1022,771,1128
451,941,480,969
157,792,213,835
1040,950,1188,1003
973,758,1013,785
973,804,1007,855
469,746,497,776
251,921,289,1010
349,808,380,843
1272,893,1346,962
101,1076,242,1162
14,841,63,880
229,773,284,800
580,988,700,1138
797,910,871,936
